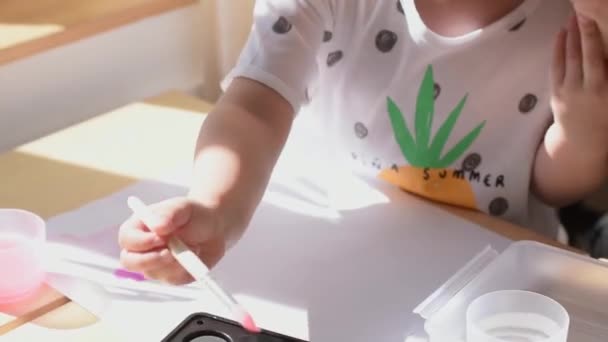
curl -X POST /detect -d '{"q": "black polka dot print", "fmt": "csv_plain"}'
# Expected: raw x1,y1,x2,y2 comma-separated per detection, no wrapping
354,122,368,139
489,197,509,216
397,0,404,14
372,158,381,170
273,17,292,34
509,18,527,32
323,31,333,42
519,94,538,113
462,153,482,171
433,83,441,99
375,30,398,53
327,50,343,67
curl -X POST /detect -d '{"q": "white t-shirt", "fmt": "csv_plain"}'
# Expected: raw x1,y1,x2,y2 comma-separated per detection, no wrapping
223,0,573,237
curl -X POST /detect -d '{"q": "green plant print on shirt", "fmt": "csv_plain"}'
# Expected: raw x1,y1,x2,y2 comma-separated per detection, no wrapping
387,65,486,168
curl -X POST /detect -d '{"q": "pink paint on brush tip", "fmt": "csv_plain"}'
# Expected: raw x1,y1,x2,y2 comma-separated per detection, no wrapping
241,313,261,333
234,306,260,333
113,268,146,281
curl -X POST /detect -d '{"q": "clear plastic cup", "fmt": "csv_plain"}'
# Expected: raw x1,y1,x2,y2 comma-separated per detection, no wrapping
0,209,47,303
466,290,569,342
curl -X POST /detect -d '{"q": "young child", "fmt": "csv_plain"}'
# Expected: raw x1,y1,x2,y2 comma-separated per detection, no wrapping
118,0,608,285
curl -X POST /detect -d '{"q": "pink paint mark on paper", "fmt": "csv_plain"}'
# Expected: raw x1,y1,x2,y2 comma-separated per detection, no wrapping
113,268,146,282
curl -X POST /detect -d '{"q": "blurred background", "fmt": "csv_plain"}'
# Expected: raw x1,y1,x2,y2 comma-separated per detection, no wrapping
0,0,254,151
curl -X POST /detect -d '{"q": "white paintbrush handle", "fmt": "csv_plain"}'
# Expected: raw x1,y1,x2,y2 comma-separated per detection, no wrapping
166,236,241,310
127,197,240,312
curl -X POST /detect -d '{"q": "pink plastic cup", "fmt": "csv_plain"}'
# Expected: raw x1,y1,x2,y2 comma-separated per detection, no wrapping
0,209,46,303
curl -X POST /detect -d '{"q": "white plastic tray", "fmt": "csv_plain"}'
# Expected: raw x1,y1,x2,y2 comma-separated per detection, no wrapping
414,241,608,341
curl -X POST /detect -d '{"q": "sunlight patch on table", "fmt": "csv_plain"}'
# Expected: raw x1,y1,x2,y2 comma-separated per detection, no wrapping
0,23,63,49
17,102,206,185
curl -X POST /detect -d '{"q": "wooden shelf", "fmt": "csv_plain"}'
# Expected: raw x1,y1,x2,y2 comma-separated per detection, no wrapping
0,0,196,66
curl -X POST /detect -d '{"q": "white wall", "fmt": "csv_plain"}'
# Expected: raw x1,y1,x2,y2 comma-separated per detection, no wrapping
215,0,255,77
0,4,205,152
197,0,254,100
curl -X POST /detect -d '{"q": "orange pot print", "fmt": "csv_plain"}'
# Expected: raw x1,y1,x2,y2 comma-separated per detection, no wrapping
379,166,477,210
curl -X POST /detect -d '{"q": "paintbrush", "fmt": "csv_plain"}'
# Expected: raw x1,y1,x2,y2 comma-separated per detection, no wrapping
127,196,260,333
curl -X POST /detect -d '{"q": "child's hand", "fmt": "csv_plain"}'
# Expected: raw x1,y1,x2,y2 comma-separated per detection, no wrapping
550,14,608,158
118,197,227,285
570,0,608,54
570,0,608,26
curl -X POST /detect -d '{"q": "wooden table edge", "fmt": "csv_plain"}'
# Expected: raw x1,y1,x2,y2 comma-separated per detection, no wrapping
0,0,197,67
440,203,579,252
0,297,71,336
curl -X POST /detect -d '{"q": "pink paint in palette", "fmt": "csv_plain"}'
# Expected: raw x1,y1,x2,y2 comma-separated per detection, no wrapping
0,210,47,303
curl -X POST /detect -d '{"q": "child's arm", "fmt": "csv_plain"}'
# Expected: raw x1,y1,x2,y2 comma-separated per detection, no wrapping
188,77,294,242
117,79,294,284
532,15,608,207
187,0,329,241
119,0,329,284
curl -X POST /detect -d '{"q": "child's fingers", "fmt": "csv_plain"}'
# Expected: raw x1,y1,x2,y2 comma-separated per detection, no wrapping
565,15,584,86
552,28,568,88
147,197,193,236
118,216,166,252
578,14,606,88
143,260,194,285
120,248,173,272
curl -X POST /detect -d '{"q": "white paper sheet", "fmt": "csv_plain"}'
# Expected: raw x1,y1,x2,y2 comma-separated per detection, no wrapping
6,174,510,342
5,117,512,341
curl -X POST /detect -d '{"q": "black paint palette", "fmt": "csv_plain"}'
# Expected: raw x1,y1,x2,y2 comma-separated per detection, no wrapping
162,313,307,342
